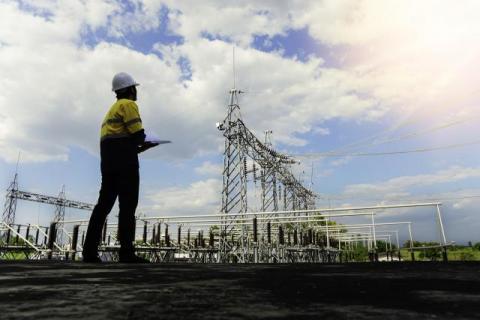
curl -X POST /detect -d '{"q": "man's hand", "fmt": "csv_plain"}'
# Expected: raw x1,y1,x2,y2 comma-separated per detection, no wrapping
138,141,159,153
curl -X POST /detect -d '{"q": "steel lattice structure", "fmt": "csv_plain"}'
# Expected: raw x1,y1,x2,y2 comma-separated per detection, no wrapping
217,88,316,262
0,89,452,264
2,174,94,244
2,174,19,226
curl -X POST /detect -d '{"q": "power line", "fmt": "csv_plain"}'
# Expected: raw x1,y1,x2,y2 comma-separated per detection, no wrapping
297,139,480,158
356,116,480,150
309,114,480,157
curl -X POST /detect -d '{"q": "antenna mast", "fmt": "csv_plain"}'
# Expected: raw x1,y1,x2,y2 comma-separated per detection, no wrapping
15,152,21,176
232,46,236,89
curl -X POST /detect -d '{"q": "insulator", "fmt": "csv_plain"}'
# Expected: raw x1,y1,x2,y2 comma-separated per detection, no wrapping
253,163,257,181
165,224,169,246
278,226,284,245
243,158,247,178
177,226,182,245
209,231,214,247
15,224,21,245
267,222,271,244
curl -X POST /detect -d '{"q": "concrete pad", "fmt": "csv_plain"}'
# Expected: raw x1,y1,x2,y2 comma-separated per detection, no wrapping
1,261,479,319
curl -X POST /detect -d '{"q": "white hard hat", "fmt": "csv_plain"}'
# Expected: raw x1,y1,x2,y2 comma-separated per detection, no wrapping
112,72,139,91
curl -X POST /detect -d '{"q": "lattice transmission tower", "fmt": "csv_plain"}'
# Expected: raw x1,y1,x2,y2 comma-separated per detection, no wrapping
218,88,249,262
2,173,19,226
2,174,94,245
217,86,316,262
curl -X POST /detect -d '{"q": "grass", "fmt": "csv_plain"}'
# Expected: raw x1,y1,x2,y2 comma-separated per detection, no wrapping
399,247,480,261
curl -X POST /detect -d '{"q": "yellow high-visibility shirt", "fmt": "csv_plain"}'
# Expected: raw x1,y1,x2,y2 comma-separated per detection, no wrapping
100,99,143,141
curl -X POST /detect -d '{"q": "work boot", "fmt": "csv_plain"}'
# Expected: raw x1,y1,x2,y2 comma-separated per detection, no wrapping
119,253,150,263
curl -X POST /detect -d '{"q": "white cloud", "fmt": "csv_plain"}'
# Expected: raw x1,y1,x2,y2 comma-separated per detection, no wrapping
300,0,480,122
1,0,480,165
170,38,382,147
195,161,222,177
161,0,480,131
343,166,480,199
13,0,164,39
452,198,473,210
0,0,386,163
329,156,352,167
107,0,164,38
0,1,213,162
162,0,294,46
312,127,330,136
144,178,221,215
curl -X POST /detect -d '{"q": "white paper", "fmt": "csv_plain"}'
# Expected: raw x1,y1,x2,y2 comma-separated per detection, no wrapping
145,131,171,145
150,140,171,145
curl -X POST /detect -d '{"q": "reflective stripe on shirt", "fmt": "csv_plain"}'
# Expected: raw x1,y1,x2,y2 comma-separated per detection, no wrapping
101,118,123,127
100,99,144,141
125,118,142,127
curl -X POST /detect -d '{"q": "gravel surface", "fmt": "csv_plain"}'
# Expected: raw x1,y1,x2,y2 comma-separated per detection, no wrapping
1,261,479,319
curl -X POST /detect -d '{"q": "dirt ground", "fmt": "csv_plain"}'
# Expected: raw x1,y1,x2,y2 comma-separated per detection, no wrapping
0,261,479,319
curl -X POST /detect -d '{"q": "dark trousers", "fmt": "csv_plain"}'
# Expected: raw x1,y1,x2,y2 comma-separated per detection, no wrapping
83,169,139,256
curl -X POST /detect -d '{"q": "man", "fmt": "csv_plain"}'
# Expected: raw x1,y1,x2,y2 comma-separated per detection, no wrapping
82,72,157,263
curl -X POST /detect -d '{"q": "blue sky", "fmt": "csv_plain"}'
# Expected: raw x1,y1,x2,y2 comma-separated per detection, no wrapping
1,0,480,244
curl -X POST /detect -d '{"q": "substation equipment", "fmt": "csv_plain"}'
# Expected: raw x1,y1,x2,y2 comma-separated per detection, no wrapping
0,88,453,263
1,172,93,259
